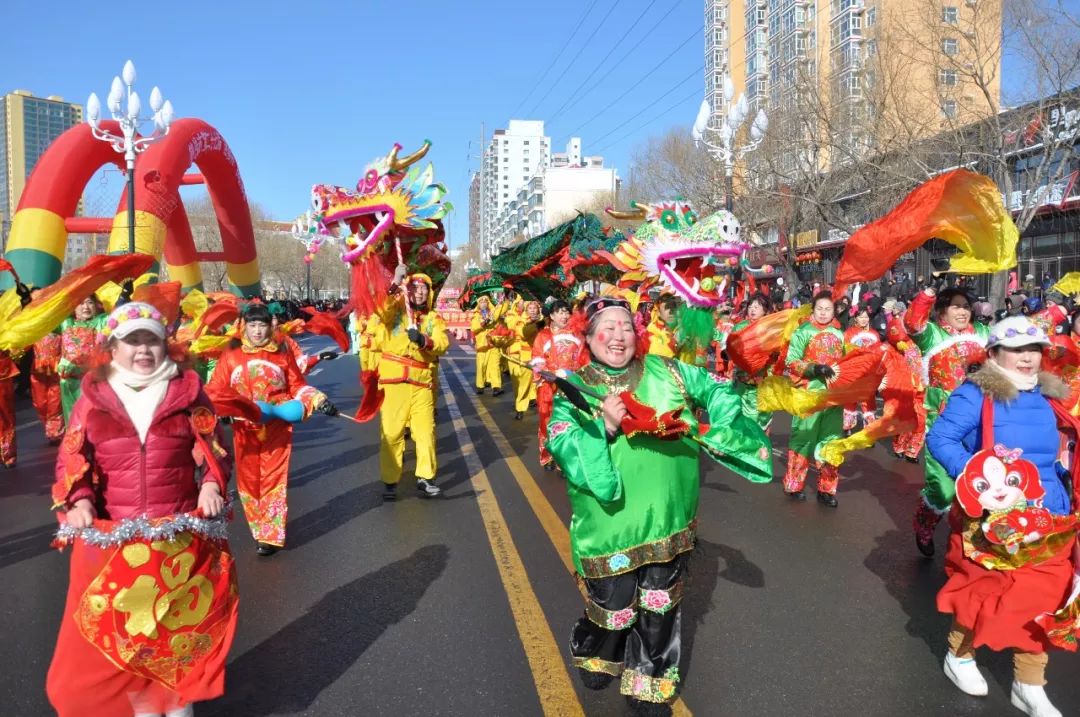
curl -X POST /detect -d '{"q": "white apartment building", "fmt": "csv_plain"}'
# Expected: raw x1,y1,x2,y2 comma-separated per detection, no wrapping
477,124,618,259
479,120,550,258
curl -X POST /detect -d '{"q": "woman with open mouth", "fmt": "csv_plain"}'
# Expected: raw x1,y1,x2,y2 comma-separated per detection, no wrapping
546,297,772,712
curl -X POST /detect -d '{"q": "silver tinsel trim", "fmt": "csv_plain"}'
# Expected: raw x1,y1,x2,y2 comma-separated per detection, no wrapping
55,511,231,549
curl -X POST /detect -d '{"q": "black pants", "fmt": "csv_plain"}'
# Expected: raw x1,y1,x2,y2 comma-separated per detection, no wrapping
571,555,685,704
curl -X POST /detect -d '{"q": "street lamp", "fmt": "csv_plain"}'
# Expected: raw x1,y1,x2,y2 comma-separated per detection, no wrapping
292,210,325,302
692,75,767,211
86,60,174,255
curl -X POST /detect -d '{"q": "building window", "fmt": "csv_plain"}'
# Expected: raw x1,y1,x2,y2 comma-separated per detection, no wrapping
942,38,959,55
942,99,957,117
939,68,958,85
523,140,530,145
866,7,876,26
942,6,959,24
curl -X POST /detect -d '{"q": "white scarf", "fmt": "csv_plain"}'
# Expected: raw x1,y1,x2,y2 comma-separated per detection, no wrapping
107,359,178,444
986,356,1039,392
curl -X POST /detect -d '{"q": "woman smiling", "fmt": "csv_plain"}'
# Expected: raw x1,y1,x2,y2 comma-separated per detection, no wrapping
547,297,772,710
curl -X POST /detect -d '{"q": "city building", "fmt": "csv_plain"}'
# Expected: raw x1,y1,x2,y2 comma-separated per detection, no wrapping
1,90,83,228
705,0,1003,172
479,120,550,258
485,137,618,253
781,88,1079,294
474,120,619,260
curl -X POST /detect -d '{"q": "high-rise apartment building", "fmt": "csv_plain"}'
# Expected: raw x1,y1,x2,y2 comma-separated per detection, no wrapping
479,120,550,254
705,0,1002,170
1,90,83,224
475,125,618,259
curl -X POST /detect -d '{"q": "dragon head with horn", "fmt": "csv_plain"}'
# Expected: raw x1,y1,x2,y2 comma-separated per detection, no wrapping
600,199,774,307
309,141,453,315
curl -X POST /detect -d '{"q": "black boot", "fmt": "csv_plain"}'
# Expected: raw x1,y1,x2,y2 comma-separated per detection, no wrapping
492,388,505,396
785,490,806,501
416,479,442,498
817,492,838,508
577,668,614,690
382,482,398,501
626,697,673,716
476,387,485,395
255,542,279,556
514,411,524,420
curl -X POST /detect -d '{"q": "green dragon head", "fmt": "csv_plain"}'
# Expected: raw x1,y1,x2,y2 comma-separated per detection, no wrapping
601,199,774,307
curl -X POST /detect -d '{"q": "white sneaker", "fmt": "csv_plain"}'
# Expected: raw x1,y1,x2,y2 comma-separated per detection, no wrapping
1010,682,1062,717
165,706,194,717
943,651,988,696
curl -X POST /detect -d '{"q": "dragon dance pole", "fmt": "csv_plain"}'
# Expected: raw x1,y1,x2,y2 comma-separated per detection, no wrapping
394,236,415,328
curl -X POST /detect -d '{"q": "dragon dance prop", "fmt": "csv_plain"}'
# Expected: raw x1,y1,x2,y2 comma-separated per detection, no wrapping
833,169,1019,297
486,213,625,302
0,253,154,353
757,344,924,466
458,269,505,310
599,200,774,308
306,140,450,423
309,140,452,318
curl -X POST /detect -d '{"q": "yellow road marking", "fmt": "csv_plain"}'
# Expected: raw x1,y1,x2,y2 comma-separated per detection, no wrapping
444,357,694,717
440,381,585,717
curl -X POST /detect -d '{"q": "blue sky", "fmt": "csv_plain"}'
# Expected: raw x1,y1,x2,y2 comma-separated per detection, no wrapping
0,0,706,254
0,0,1068,254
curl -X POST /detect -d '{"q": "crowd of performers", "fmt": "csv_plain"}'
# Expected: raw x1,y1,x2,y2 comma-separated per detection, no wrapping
466,277,1080,715
0,246,1077,714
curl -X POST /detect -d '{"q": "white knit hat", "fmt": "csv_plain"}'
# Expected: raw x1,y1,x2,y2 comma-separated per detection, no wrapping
102,301,168,340
986,315,1050,349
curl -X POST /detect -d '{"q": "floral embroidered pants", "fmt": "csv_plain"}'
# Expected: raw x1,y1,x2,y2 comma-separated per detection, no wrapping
536,382,554,466
892,429,924,459
571,556,685,704
783,450,840,495
31,372,65,442
235,422,293,547
0,378,14,466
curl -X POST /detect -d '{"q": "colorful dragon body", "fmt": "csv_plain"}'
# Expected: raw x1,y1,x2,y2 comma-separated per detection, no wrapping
309,141,452,315
480,213,624,305
600,200,774,308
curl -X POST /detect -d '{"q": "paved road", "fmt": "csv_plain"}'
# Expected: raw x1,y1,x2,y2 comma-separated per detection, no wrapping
2,340,1078,716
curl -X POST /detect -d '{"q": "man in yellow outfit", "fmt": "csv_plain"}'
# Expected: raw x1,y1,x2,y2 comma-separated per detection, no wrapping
471,295,504,395
647,293,679,358
505,298,541,420
376,265,449,500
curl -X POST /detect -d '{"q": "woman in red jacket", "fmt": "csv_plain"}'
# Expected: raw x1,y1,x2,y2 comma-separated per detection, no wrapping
47,301,236,717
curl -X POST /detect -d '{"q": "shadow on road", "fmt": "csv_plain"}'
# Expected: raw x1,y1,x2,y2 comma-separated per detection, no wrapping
289,446,376,488
287,484,384,550
681,538,766,683
0,522,59,569
202,544,450,716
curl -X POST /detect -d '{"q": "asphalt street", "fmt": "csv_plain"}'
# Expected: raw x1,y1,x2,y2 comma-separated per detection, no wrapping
2,339,1078,716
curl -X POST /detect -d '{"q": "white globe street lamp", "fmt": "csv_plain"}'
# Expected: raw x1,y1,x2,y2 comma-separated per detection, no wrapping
85,60,174,256
691,76,767,212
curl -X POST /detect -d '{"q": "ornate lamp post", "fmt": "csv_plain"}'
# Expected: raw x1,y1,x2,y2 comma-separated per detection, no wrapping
292,210,325,302
85,60,174,255
692,75,768,211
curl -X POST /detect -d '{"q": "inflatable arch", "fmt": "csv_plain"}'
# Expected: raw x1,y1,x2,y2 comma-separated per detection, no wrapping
2,118,260,295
